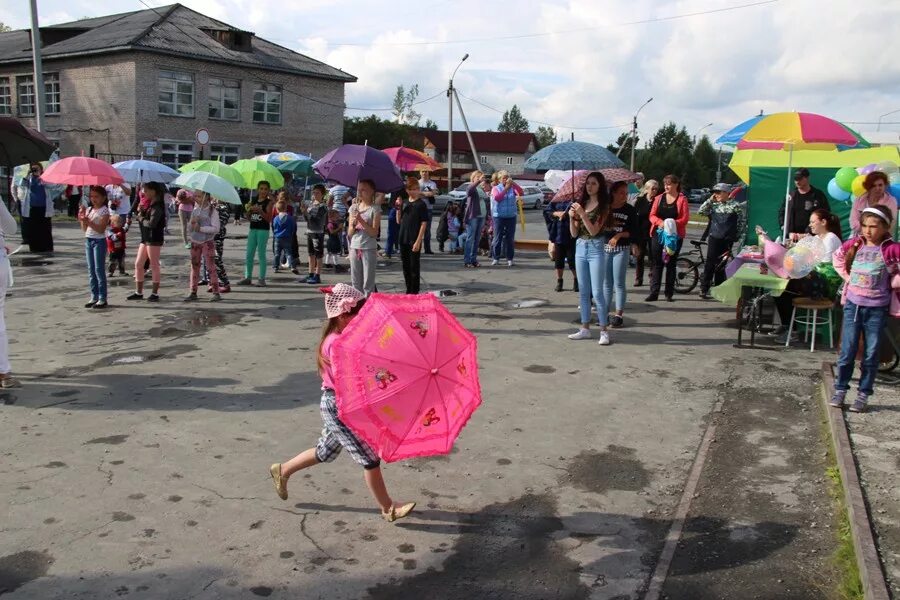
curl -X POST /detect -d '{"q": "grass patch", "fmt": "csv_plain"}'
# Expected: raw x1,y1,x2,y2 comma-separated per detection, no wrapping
824,430,864,600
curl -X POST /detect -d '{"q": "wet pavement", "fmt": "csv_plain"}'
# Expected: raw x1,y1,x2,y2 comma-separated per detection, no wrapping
0,222,845,599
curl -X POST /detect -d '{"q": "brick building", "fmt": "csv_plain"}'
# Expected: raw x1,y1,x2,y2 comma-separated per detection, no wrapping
0,4,355,167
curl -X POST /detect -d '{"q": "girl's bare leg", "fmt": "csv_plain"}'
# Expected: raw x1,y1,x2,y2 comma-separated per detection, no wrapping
363,466,393,512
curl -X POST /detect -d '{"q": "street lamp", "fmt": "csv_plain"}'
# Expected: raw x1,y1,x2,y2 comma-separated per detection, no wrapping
694,122,713,145
447,53,469,193
877,108,900,131
629,97,652,172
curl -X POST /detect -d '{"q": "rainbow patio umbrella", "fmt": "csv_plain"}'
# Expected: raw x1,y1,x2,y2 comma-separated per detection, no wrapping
716,112,868,240
330,293,481,462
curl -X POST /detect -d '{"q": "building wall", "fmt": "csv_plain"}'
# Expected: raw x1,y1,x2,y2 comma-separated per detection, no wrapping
0,54,138,157
133,52,346,161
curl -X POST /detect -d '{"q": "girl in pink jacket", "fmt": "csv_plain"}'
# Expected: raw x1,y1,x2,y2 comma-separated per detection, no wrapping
830,205,900,412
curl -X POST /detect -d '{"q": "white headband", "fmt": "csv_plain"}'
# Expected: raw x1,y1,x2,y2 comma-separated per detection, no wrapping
861,207,893,224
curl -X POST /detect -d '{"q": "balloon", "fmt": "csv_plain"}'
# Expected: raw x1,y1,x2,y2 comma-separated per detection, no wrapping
861,163,877,175
827,178,851,202
851,174,867,197
784,236,825,279
890,172,900,185
835,167,858,192
876,160,899,175
857,167,866,175
891,183,900,200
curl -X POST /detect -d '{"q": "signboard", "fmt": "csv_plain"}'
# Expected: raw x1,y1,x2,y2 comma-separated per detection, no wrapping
142,141,158,156
195,128,210,146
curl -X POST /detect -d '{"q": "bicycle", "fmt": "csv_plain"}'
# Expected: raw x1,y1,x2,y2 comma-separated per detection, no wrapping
674,240,734,294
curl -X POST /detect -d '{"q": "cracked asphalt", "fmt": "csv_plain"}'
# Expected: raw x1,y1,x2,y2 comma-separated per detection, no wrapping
0,221,841,599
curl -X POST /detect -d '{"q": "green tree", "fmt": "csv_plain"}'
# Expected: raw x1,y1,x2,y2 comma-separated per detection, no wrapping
0,22,12,33
423,118,438,130
692,135,718,188
498,105,529,133
534,125,558,148
606,132,638,159
391,84,421,126
343,115,426,149
636,122,699,187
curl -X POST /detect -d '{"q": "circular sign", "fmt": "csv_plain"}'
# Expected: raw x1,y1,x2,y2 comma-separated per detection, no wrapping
195,128,210,145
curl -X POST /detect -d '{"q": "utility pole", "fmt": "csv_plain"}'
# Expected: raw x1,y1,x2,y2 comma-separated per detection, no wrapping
452,89,481,172
447,54,469,193
29,0,46,132
630,97,652,172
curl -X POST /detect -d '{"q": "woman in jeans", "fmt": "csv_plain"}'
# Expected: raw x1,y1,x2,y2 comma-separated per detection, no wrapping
567,171,613,346
490,170,521,267
646,174,689,302
604,181,637,327
80,186,110,309
463,171,486,268
127,182,166,302
348,179,381,296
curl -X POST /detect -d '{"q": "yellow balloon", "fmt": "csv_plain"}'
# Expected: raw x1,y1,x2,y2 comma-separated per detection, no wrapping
851,174,867,197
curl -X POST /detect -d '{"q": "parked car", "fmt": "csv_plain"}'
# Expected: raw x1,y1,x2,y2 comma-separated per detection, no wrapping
433,183,469,211
519,185,545,210
688,189,708,204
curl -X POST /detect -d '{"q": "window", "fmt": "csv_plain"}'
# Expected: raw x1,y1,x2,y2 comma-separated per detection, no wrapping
208,77,240,120
43,73,60,114
506,156,513,165
0,78,10,115
209,144,240,164
253,146,280,156
158,70,194,117
480,155,488,165
159,141,195,168
253,84,281,124
16,75,35,116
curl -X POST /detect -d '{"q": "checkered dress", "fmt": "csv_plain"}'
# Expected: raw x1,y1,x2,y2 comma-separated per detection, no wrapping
315,389,381,469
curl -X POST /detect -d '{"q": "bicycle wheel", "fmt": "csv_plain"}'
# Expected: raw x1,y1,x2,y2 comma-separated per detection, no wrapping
674,258,699,294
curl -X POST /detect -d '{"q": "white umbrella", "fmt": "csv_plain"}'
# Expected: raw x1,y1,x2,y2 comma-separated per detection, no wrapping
112,158,180,184
171,172,241,205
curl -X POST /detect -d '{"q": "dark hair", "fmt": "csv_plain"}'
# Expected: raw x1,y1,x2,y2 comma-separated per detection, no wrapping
580,171,611,229
358,178,376,191
142,182,167,203
313,184,326,194
610,181,629,195
89,185,108,200
662,174,681,193
317,298,366,373
863,171,889,191
257,180,271,189
811,209,842,240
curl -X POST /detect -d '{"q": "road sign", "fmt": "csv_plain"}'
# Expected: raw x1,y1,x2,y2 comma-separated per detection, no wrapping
196,128,210,146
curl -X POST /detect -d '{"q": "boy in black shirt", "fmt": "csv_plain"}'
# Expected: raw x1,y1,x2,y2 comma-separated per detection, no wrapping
397,180,429,294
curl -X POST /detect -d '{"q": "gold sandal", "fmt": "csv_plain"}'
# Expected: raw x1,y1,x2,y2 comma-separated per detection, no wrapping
382,502,416,523
269,463,287,500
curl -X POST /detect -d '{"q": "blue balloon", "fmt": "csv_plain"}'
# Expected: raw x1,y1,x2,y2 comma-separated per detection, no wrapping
828,178,851,202
890,182,900,201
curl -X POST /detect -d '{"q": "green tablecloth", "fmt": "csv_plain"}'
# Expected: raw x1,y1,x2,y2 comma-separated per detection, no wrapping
712,263,789,307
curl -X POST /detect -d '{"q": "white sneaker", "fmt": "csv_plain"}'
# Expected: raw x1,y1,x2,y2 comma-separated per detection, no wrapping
568,328,591,340
491,259,499,266
598,331,611,346
507,260,513,267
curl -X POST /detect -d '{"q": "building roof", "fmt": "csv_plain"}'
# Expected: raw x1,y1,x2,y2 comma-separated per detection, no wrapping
425,131,537,154
0,4,356,83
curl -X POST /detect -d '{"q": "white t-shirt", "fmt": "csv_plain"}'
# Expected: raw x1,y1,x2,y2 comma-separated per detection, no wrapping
85,206,110,239
820,232,841,264
105,185,131,215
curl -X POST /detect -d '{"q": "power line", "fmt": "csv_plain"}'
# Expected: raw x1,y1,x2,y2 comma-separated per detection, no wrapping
324,0,779,47
455,92,630,132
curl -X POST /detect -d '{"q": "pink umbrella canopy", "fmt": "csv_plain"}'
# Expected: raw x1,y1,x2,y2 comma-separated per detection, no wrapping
330,293,481,463
551,168,642,202
382,146,442,172
41,156,124,186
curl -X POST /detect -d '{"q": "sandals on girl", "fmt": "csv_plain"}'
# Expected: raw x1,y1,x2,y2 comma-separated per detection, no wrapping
382,502,416,523
269,463,288,500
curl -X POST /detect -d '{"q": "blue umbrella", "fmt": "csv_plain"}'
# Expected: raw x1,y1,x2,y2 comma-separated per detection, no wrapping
113,158,180,184
524,140,625,172
715,114,766,146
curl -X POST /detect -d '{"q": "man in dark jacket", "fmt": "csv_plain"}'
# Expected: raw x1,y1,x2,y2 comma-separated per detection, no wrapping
778,168,830,241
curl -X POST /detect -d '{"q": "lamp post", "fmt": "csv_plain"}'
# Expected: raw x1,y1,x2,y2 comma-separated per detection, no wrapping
629,97,652,172
447,53,468,193
694,122,713,146
876,108,900,132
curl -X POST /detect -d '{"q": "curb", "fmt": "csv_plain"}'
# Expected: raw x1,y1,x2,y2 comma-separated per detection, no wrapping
820,361,891,600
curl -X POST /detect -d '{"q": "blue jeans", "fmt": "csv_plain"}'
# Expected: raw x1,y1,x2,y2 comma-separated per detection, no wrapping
385,219,399,257
491,216,517,261
464,216,485,265
575,238,609,326
273,236,295,269
85,237,108,301
604,247,628,312
835,299,888,395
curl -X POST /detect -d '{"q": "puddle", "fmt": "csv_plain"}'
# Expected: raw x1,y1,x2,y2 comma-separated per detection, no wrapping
47,345,197,380
111,355,148,365
504,298,549,309
431,289,461,298
0,550,54,594
149,311,242,338
561,445,650,494
524,365,556,374
14,258,54,267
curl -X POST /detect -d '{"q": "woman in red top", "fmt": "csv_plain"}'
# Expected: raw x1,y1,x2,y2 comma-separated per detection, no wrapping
646,174,690,301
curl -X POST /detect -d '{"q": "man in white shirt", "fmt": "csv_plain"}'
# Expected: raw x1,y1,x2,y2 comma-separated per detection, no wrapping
418,170,438,254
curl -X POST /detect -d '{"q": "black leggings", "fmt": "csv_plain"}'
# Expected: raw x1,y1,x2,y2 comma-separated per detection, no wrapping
700,236,734,293
553,241,576,271
649,236,683,298
400,244,421,294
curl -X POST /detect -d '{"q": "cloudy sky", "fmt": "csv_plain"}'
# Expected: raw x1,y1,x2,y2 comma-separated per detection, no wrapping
3,0,899,146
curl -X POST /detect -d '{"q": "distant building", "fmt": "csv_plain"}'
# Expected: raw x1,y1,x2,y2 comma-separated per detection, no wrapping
423,131,538,185
0,4,355,167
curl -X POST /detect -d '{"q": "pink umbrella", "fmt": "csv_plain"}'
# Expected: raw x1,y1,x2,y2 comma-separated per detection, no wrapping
41,156,124,186
382,146,442,172
330,293,481,462
551,167,642,202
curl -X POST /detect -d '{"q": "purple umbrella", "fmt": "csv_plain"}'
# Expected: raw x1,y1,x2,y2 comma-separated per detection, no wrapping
313,144,404,193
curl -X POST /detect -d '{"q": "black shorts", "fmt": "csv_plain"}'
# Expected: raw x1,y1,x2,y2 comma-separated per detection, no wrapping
307,233,325,258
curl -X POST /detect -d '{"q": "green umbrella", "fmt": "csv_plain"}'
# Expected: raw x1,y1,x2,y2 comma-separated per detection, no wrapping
171,172,241,205
232,159,284,190
277,158,317,177
179,160,244,187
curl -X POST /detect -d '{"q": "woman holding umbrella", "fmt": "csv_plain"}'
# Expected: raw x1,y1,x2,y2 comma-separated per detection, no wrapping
14,162,58,253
